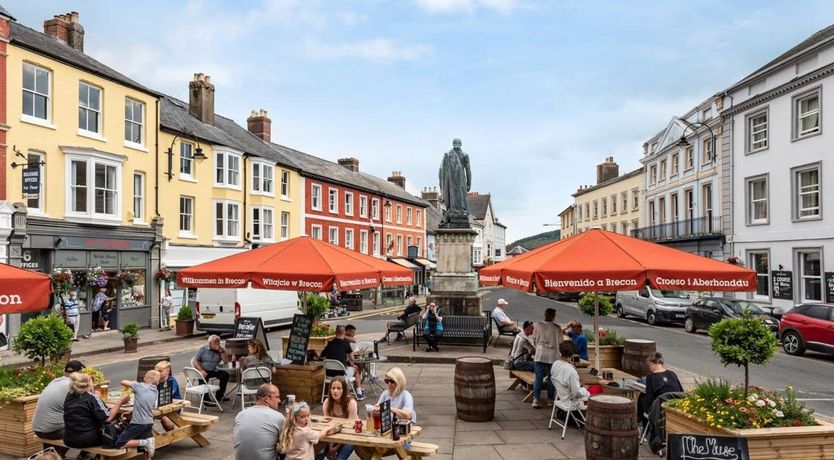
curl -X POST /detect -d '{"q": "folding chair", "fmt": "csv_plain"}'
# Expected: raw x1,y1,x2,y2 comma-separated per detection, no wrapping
321,359,358,402
547,377,587,439
234,366,272,410
640,410,651,445
183,366,223,414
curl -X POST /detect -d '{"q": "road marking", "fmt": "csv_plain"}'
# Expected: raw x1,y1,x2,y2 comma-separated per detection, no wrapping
798,398,834,401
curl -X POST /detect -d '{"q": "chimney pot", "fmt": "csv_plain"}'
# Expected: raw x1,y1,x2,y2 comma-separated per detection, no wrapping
189,73,215,125
246,108,271,143
387,171,406,189
337,157,360,172
44,12,84,52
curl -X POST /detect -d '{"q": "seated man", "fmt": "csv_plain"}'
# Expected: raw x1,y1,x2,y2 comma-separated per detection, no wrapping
192,335,230,406
233,384,284,460
32,360,85,457
509,321,536,371
387,297,422,342
321,325,364,400
492,298,520,334
344,324,363,386
566,321,589,361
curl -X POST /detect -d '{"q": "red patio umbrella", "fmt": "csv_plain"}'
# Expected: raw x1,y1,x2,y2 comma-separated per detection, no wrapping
177,236,414,292
479,228,757,368
0,263,52,314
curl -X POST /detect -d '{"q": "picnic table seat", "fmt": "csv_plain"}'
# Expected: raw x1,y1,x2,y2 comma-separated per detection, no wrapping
413,314,490,352
407,441,439,459
506,369,536,402
35,437,137,460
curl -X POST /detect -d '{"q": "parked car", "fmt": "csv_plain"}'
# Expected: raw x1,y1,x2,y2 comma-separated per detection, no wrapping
756,304,786,320
614,287,693,325
778,303,834,356
684,297,780,334
541,291,583,302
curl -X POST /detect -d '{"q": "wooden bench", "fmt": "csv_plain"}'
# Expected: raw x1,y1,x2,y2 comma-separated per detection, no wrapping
384,311,421,343
407,441,439,459
506,370,536,402
413,315,490,352
36,437,137,460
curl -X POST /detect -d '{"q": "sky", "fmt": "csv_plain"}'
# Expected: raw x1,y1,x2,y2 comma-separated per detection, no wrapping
5,1,834,243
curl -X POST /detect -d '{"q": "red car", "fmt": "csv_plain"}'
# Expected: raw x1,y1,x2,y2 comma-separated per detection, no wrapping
779,303,834,356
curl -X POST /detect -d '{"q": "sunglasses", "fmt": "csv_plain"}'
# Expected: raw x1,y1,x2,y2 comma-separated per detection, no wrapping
28,447,57,460
384,378,396,384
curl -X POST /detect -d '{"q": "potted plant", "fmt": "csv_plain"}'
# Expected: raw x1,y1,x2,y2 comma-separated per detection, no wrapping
155,265,175,283
50,268,74,296
709,311,779,397
578,292,614,317
121,322,139,353
116,270,140,288
282,293,334,354
585,327,626,370
12,314,73,365
175,305,195,336
86,266,109,288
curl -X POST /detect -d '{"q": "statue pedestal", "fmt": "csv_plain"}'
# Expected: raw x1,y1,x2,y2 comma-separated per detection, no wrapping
428,228,481,316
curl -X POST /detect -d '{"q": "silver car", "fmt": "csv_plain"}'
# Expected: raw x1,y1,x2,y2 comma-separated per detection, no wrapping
615,287,693,325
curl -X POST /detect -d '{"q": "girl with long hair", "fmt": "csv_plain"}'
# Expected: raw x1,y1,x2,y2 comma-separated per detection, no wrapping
279,402,341,460
320,377,357,460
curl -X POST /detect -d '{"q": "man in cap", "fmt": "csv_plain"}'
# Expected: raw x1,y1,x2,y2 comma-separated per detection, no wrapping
32,359,85,456
492,298,520,334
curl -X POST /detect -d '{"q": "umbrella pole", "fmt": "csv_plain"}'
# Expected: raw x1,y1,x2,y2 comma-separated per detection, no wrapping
594,291,600,371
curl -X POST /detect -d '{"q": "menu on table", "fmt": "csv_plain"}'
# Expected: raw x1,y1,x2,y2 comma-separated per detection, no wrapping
379,400,392,435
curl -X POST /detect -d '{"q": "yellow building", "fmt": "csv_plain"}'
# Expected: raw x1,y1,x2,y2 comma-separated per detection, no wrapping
558,204,575,239
572,158,643,235
4,13,162,333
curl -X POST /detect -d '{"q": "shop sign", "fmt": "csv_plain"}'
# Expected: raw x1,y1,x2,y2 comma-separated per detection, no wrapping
771,270,793,300
21,165,40,199
90,251,119,268
121,252,147,268
60,236,152,251
20,249,44,272
55,251,87,268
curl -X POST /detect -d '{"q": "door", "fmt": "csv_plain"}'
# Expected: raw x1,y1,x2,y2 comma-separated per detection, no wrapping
632,287,651,316
689,300,705,329
801,305,833,347
702,299,724,329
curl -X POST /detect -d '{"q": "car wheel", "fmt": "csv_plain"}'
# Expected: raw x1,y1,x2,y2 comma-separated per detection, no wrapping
616,304,625,318
684,318,696,333
647,310,657,325
782,331,806,356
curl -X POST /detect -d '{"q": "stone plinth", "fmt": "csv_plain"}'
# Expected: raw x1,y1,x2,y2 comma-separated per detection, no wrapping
436,228,477,273
431,227,481,316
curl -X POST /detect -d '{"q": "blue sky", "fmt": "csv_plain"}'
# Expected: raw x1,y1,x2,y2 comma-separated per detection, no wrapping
6,1,834,242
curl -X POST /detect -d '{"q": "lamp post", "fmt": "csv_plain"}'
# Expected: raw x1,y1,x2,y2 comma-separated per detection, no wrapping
675,118,717,162
165,130,207,181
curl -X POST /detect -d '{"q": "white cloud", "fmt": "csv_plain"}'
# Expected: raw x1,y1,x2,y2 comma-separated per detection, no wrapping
413,0,523,14
305,38,432,62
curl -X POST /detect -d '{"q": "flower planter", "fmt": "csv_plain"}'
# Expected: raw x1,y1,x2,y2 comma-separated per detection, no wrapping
665,406,834,460
587,345,624,370
281,334,334,357
124,337,139,353
176,319,195,336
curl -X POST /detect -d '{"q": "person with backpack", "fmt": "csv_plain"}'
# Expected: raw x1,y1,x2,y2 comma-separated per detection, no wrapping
505,321,535,371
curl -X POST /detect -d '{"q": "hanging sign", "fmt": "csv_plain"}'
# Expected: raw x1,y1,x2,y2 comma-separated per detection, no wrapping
771,270,793,300
22,165,40,199
825,272,834,303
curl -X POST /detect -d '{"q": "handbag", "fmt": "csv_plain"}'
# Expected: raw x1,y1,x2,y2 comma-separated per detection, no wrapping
101,419,126,449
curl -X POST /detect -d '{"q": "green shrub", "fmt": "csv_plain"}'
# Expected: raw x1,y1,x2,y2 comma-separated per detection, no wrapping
709,312,778,397
13,314,73,365
177,305,194,321
121,322,140,340
585,327,626,346
299,293,330,318
0,361,66,402
311,322,334,337
578,292,613,316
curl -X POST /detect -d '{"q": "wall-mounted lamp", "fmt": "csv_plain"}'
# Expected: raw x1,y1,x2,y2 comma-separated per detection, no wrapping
10,146,47,169
54,236,66,248
675,118,717,162
165,129,206,181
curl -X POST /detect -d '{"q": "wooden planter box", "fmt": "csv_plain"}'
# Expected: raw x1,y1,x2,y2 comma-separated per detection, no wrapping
273,363,325,405
587,345,624,370
665,406,834,460
281,335,334,357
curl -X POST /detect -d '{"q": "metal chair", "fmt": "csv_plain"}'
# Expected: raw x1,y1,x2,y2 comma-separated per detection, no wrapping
491,316,516,347
183,366,223,414
234,366,273,410
321,359,358,403
356,341,381,395
547,377,587,439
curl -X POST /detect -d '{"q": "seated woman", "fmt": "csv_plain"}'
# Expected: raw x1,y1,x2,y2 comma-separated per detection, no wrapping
550,341,591,404
421,303,443,352
376,367,416,423
240,339,276,386
638,352,683,419
318,377,358,460
63,372,119,450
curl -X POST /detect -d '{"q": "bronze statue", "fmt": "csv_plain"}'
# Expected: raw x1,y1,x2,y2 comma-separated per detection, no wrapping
438,138,471,227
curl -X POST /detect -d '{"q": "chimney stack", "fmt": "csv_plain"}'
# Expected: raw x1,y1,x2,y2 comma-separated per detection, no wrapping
421,187,441,209
189,73,215,125
387,171,406,189
337,158,360,172
246,109,271,143
596,156,619,184
44,12,84,52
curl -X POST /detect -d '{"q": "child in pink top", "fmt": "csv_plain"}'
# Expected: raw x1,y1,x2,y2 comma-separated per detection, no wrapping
279,402,341,460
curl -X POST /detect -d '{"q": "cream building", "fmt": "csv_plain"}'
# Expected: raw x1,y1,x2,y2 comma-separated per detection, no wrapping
558,204,575,239
573,158,643,235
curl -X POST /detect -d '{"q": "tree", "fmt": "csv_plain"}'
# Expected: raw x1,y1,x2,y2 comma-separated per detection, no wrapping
13,314,73,365
578,292,613,317
709,311,778,398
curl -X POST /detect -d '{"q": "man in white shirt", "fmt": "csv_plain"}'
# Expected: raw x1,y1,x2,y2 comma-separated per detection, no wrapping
509,321,536,371
491,298,520,334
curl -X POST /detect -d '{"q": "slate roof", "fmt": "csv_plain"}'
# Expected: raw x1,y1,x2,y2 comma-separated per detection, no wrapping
0,5,15,20
270,143,428,208
424,205,443,235
9,20,160,97
467,193,491,220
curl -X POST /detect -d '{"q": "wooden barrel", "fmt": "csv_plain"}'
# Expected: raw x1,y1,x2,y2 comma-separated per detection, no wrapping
225,337,251,359
584,395,639,460
453,357,495,422
136,355,170,381
621,339,656,378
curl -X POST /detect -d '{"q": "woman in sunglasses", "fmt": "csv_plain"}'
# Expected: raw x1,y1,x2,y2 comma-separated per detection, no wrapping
376,367,416,423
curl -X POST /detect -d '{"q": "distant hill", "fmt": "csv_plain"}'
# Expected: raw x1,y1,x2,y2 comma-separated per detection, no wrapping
507,230,560,251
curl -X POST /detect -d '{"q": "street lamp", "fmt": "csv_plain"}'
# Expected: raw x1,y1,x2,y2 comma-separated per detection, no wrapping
675,118,717,162
165,129,206,181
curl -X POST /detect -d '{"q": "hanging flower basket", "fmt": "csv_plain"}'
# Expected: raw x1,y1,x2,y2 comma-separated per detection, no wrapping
116,271,140,288
155,265,175,283
50,268,74,295
85,266,109,288
726,256,743,266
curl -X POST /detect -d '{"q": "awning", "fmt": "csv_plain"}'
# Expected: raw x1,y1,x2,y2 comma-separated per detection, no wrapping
389,258,420,270
413,258,437,270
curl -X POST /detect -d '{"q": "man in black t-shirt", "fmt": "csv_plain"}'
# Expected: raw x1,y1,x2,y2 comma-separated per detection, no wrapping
321,325,355,377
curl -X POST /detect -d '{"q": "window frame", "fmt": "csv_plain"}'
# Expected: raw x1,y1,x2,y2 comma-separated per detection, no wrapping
621,192,628,213
670,152,679,177
280,170,291,199
611,194,617,214
250,160,275,197
78,81,102,135
406,207,412,225
124,97,145,148
684,146,694,171
372,198,380,219
359,230,369,254
344,192,354,216
250,205,275,243
280,211,290,240
214,149,242,190
792,87,822,140
795,248,823,303
329,226,339,245
311,224,323,240
791,162,822,222
396,205,402,224
701,136,713,165
746,107,769,154
649,164,657,184
416,209,422,228
179,196,195,236
746,250,771,301
658,159,666,182
373,232,380,256
311,184,322,211
22,62,51,123
213,199,241,242
745,174,769,225
179,142,195,179
64,151,123,224
328,188,339,214
359,196,368,218
133,172,145,223
25,151,45,214
345,228,354,250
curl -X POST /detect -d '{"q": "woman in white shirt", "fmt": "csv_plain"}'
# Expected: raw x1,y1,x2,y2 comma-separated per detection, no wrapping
376,367,416,423
530,308,562,408
551,341,590,404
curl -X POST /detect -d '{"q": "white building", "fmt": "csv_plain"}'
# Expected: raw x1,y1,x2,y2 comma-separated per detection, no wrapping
467,192,507,265
722,25,834,310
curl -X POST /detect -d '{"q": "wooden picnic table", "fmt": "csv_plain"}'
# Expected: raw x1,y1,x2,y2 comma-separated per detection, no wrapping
108,399,218,449
311,416,429,460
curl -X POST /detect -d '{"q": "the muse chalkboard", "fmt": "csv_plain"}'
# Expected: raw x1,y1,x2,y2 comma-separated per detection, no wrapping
379,400,392,435
667,434,749,460
234,317,269,350
825,272,834,303
285,314,313,365
771,270,793,300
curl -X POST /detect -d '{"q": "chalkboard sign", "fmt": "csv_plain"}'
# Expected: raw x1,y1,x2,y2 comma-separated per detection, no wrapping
157,380,173,406
379,400,392,435
825,272,834,303
667,434,749,460
285,314,312,365
234,317,269,350
771,270,793,300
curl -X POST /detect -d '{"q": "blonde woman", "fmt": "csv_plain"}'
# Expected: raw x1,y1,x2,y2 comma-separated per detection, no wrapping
375,367,416,423
279,402,341,460
62,373,116,449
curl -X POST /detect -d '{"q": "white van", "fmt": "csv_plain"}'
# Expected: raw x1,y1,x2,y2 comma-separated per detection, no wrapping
195,287,299,334
614,287,693,325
